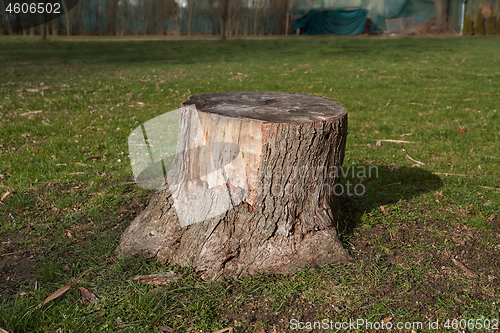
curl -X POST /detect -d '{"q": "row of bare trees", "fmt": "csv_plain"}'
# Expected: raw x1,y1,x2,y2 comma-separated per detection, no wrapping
0,0,296,37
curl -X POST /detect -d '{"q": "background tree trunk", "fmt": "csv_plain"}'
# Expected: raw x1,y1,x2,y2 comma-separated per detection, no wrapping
120,0,128,35
65,6,72,36
41,10,47,41
434,0,448,32
187,0,195,35
52,18,59,36
94,0,98,35
220,0,229,41
41,24,46,40
106,0,118,35
0,0,6,35
118,92,352,279
77,2,83,35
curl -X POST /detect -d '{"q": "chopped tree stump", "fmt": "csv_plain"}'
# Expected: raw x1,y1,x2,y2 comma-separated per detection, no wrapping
118,92,352,279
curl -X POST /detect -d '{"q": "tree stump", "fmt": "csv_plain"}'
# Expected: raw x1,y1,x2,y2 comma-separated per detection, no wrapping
118,92,352,279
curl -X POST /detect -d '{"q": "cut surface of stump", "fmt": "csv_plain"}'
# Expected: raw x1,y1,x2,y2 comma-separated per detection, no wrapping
118,92,351,279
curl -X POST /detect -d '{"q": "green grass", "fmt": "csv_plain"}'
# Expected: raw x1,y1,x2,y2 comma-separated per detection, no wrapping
0,35,499,332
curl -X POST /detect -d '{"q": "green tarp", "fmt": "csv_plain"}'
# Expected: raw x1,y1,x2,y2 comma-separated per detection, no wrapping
292,8,368,35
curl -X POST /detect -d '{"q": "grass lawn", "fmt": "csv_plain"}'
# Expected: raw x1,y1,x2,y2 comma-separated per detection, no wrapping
0,35,499,332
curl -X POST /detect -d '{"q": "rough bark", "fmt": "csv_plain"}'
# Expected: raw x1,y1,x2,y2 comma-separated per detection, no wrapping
106,0,118,35
187,0,195,35
118,92,351,279
220,0,229,41
65,6,72,36
434,0,448,32
52,18,58,36
41,20,46,40
77,3,83,35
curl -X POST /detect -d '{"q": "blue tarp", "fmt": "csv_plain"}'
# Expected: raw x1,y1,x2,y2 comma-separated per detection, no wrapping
292,8,368,35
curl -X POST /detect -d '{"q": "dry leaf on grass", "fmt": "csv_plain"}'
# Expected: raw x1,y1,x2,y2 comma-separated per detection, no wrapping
458,126,467,134
0,190,11,203
79,286,98,304
34,269,90,310
433,191,443,198
36,283,74,310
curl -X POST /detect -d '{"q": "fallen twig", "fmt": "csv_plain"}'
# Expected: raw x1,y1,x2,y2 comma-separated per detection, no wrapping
158,325,173,332
481,186,500,191
19,110,42,116
212,328,234,333
132,271,179,285
452,258,478,279
433,172,467,177
406,154,425,166
374,139,414,144
383,182,401,187
0,250,27,257
468,91,489,95
86,155,104,161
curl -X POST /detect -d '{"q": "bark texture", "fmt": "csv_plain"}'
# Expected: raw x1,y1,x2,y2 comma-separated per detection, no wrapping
434,0,448,32
118,92,351,279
